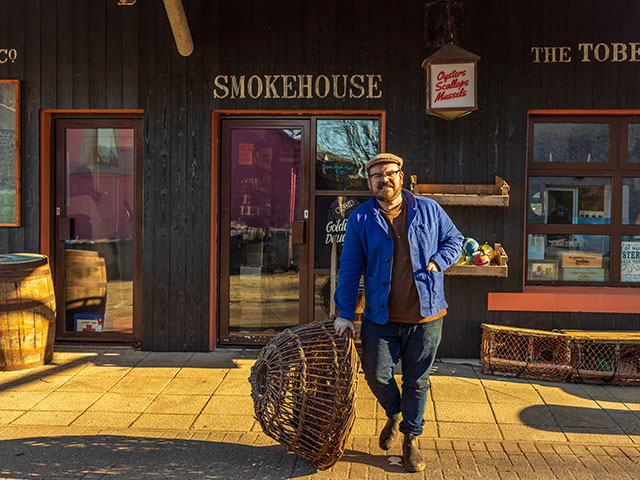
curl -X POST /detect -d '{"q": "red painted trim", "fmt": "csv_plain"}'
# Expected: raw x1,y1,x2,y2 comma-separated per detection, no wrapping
40,111,52,261
209,111,220,350
529,109,640,115
488,289,640,313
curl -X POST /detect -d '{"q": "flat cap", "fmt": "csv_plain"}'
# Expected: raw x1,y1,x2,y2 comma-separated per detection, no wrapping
366,153,403,173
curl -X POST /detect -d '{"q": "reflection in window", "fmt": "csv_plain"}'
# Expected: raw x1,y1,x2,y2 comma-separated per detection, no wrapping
628,124,640,163
64,128,135,334
316,119,379,190
623,178,640,225
528,177,611,224
228,129,302,335
533,123,609,163
527,234,610,283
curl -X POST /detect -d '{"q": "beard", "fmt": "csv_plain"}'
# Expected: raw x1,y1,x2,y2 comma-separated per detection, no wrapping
372,181,402,202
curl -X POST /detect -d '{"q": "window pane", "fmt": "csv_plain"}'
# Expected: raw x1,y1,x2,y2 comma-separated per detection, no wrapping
528,177,611,224
64,128,135,334
228,128,302,336
314,195,367,269
316,119,379,190
527,234,609,283
621,236,640,282
533,123,609,163
623,178,640,224
628,123,640,163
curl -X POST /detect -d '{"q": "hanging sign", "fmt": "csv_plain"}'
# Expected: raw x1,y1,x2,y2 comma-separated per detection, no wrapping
422,44,480,121
429,64,475,108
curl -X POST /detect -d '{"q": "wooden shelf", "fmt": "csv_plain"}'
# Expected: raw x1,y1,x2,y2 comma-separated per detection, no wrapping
410,175,510,207
445,243,509,277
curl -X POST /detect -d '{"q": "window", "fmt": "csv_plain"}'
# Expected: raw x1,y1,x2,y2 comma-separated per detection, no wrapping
312,117,382,321
526,114,640,286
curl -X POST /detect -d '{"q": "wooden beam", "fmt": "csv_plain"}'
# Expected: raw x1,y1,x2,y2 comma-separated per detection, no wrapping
163,0,194,57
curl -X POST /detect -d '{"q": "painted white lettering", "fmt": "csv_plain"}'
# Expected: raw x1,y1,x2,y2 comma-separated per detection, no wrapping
578,43,593,62
298,74,313,98
247,75,264,99
367,74,383,98
213,75,229,99
315,75,330,98
231,75,245,98
594,43,610,62
325,218,348,234
349,75,366,98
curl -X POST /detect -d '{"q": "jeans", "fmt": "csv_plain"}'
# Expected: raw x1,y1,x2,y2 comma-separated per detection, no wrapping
360,317,443,436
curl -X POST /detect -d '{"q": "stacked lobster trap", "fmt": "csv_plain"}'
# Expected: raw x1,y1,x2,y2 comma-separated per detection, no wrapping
481,324,573,382
481,323,640,385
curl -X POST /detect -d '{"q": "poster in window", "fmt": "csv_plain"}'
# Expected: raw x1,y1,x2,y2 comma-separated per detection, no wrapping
621,241,640,282
314,196,366,269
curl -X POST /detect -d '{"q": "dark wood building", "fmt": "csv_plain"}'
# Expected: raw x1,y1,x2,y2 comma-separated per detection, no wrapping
0,0,639,357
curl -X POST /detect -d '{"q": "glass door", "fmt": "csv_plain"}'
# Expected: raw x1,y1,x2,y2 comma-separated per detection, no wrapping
219,119,310,343
54,118,142,340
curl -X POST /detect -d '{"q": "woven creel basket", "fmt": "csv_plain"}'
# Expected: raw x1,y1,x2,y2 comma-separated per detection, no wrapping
249,319,360,470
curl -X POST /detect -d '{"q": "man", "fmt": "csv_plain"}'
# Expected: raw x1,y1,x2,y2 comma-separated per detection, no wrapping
333,153,463,472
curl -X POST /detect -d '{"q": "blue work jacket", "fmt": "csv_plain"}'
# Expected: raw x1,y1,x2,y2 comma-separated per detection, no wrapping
334,189,463,324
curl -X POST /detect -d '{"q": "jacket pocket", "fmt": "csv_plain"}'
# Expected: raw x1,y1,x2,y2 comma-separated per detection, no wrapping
426,270,445,312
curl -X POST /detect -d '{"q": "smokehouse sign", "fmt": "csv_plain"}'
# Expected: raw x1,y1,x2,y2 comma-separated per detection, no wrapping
531,42,640,63
213,74,383,100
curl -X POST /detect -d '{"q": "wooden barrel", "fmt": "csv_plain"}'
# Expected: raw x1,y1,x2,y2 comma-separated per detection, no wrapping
65,249,107,331
0,254,57,371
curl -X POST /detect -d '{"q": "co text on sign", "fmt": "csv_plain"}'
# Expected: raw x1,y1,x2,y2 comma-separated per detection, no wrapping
0,49,18,64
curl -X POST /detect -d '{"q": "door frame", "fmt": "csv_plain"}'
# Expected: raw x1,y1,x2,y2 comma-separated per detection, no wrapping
40,110,144,342
210,111,385,348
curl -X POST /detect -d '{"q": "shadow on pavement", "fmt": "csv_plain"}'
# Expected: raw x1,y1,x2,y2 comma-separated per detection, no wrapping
341,448,405,473
432,361,637,405
520,404,639,433
0,349,258,394
0,435,317,479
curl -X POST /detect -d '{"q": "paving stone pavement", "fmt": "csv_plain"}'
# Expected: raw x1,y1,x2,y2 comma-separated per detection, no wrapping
0,346,639,479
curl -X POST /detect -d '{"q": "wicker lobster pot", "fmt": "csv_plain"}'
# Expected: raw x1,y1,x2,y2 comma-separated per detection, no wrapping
481,324,572,382
249,319,360,470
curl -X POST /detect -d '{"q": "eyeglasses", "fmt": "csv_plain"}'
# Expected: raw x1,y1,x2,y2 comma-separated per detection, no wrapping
369,170,401,182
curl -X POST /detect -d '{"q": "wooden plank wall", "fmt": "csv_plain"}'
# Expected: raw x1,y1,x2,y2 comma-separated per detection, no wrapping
0,0,638,354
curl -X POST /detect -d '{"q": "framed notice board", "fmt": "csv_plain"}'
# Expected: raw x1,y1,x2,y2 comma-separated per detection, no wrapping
0,80,20,226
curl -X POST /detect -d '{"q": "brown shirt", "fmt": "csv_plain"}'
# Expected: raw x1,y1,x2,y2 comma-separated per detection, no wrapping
380,200,446,324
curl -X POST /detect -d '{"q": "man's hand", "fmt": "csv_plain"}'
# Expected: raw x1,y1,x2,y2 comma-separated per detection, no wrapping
334,317,355,338
427,261,440,271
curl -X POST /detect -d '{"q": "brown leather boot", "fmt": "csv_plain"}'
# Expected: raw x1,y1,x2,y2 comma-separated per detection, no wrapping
402,433,426,472
378,416,400,450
